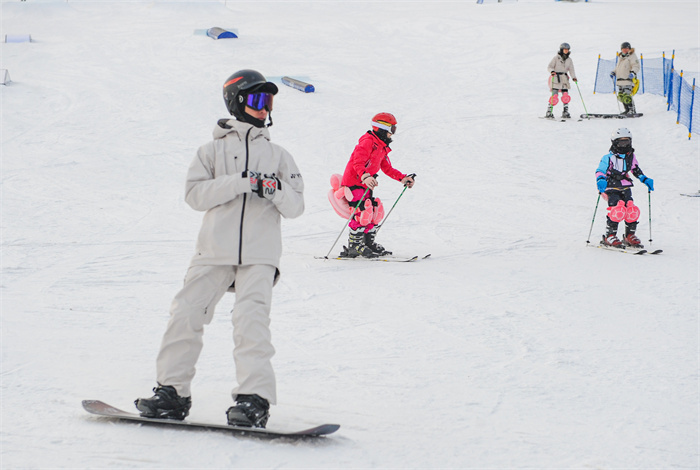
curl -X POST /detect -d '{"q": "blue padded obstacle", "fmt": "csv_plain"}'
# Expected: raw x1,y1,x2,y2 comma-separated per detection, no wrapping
282,76,315,93
206,27,237,39
5,34,31,43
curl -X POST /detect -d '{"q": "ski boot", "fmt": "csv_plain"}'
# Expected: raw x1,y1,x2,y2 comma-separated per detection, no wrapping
227,394,270,428
544,107,555,119
621,95,636,115
601,233,623,248
364,227,391,256
343,228,379,258
135,385,192,420
623,231,643,248
561,104,571,119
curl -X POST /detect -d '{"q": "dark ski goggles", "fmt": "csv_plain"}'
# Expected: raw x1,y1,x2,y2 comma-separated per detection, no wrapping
615,137,631,146
245,92,274,111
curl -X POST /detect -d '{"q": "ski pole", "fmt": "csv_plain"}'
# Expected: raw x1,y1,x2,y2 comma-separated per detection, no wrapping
574,80,589,117
323,187,370,258
375,173,416,236
586,192,602,244
647,189,653,244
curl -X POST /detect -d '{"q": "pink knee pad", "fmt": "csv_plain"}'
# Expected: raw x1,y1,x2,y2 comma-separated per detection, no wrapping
354,199,374,226
549,94,559,106
607,200,626,223
372,198,384,224
561,92,571,104
624,200,640,223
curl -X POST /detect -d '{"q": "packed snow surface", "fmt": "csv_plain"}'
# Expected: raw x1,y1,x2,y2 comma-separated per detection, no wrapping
2,0,698,468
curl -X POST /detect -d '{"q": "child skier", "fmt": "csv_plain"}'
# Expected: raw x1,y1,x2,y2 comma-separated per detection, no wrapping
340,112,415,258
595,127,654,248
546,42,577,119
610,42,641,115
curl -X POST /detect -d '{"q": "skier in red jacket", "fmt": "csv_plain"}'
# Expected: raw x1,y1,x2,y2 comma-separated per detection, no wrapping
340,112,415,258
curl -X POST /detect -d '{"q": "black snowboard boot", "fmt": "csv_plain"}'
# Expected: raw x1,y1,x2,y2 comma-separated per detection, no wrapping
364,227,391,255
227,394,270,428
561,104,571,119
344,228,379,258
135,385,191,420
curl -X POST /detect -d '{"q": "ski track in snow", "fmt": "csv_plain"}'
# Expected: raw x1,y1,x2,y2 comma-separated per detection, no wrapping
2,0,698,468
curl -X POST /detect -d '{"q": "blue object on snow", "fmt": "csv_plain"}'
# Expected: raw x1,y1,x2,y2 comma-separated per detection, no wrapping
282,76,315,93
5,34,31,43
206,27,238,40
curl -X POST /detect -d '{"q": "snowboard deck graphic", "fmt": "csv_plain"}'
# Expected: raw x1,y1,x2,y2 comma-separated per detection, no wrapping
82,400,339,439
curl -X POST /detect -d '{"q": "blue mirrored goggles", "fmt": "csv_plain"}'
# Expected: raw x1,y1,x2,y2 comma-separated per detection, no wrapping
245,92,274,111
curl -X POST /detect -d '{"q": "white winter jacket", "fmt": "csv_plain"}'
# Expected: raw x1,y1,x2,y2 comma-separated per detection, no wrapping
548,52,577,90
185,119,304,269
614,49,640,87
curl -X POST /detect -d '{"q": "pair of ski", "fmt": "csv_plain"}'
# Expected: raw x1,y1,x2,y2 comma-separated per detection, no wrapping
589,243,663,255
316,253,431,262
541,113,643,122
82,400,339,440
540,116,583,122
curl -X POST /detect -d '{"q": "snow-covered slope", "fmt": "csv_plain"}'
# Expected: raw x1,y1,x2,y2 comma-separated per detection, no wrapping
2,1,698,468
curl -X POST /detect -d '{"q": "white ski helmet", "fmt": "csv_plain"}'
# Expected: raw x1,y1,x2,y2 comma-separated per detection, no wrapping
611,127,632,142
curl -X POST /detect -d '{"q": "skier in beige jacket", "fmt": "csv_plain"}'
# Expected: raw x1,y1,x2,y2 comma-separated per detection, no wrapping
136,69,304,429
545,42,577,119
610,42,641,115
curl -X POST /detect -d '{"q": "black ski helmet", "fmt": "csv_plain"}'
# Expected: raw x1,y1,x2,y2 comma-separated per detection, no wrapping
621,41,631,50
560,42,571,51
223,69,279,119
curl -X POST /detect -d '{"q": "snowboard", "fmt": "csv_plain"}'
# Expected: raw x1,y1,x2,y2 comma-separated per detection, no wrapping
580,113,643,119
82,400,339,439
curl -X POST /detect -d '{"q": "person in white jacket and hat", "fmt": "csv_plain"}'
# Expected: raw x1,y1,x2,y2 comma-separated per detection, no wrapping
610,41,641,115
135,69,304,429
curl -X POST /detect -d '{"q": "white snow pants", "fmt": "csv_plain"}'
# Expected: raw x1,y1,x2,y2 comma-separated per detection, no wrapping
156,264,277,404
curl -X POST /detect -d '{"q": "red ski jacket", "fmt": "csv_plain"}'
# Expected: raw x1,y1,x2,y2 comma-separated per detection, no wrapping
341,131,406,189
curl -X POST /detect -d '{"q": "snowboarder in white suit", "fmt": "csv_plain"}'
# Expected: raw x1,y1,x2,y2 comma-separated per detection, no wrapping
135,69,305,428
